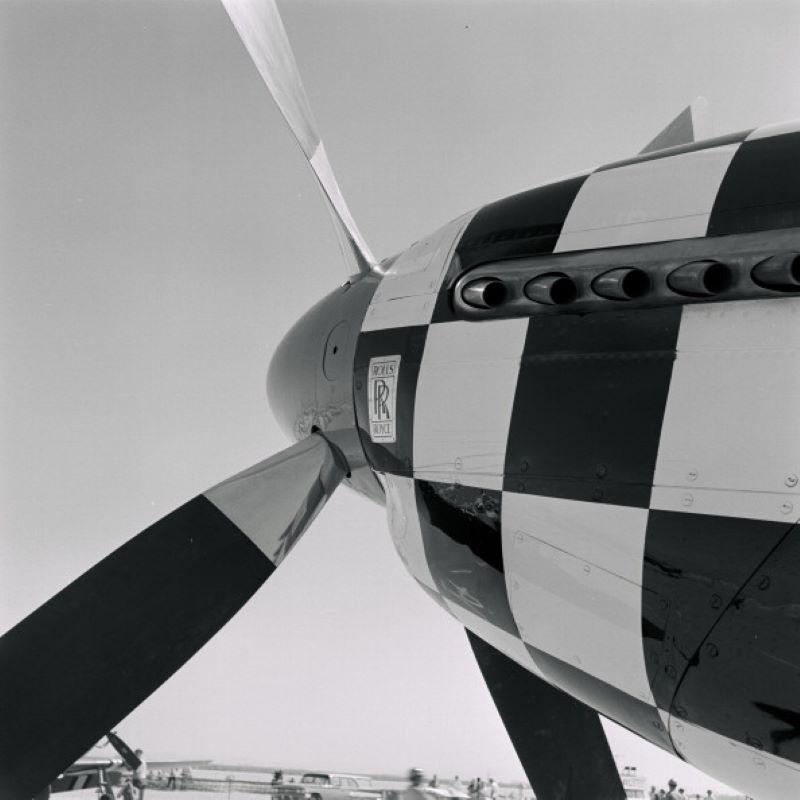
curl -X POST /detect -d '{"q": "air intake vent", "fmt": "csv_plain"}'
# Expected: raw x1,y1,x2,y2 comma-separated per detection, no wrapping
462,278,508,309
592,268,650,300
751,253,800,292
667,261,732,297
524,273,578,305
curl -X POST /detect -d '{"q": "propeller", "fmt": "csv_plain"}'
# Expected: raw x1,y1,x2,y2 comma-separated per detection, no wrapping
0,433,347,800
220,0,377,273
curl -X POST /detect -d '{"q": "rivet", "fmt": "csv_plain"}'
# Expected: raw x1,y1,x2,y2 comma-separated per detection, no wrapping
515,532,525,546
687,468,698,482
753,758,766,770
517,481,525,492
780,501,793,515
596,463,607,478
593,488,604,501
583,564,591,575
355,380,363,390
666,665,677,678
652,719,663,730
674,722,684,733
704,642,719,658
454,457,463,471
674,705,687,719
710,594,722,609
786,474,798,488
511,579,519,591
682,493,694,507
659,597,669,610
404,457,412,468
520,459,529,473
758,575,771,591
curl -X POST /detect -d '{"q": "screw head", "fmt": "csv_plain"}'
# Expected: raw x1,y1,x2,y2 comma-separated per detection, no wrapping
682,493,694,507
758,575,771,591
687,468,698,482
786,474,798,488
596,463,607,478
710,593,722,609
781,501,794,515
454,457,463,471
704,642,719,658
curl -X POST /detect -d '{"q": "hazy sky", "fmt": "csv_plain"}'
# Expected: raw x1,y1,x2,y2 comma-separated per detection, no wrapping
3,0,800,793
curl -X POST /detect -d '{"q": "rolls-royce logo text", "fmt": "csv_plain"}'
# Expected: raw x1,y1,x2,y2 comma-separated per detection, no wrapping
367,355,401,443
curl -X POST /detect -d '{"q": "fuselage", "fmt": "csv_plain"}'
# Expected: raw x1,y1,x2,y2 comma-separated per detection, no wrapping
272,120,800,800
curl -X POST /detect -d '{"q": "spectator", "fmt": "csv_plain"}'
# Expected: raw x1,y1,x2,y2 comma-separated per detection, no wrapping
132,750,147,800
404,768,428,800
488,778,498,799
666,780,678,800
118,777,136,800
180,767,191,790
166,768,178,790
273,770,284,786
649,787,658,800
429,775,438,788
705,792,714,800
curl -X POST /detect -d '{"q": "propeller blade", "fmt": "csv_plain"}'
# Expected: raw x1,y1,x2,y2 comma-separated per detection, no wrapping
467,630,625,800
220,0,376,273
0,433,346,800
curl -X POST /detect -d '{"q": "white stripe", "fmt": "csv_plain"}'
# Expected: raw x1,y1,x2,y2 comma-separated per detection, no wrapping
654,300,800,513
380,473,438,592
441,598,545,678
670,718,800,800
362,212,476,332
413,319,527,489
554,145,740,252
746,119,800,141
503,491,655,705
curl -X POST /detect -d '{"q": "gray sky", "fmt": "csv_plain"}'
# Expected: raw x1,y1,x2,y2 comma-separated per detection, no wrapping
2,0,800,792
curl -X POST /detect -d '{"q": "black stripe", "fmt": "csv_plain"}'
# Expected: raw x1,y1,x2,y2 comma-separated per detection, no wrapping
708,131,800,236
525,644,675,753
415,480,519,637
353,326,427,476
641,510,793,714
668,521,800,765
598,130,751,172
504,307,682,507
431,175,589,323
0,496,273,800
469,630,626,800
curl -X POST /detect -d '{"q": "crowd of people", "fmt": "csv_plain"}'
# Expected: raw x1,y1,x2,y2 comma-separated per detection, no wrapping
649,780,715,800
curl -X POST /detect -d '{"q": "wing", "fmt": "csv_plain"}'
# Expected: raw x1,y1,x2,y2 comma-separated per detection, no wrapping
467,630,625,800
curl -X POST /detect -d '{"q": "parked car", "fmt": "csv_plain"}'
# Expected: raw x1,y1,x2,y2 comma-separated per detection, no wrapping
300,772,383,800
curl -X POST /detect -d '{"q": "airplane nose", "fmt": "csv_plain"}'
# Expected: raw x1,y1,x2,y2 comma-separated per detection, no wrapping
266,277,379,442
267,296,325,442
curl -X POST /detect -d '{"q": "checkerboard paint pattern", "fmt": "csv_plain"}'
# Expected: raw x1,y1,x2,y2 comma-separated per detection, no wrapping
355,122,800,795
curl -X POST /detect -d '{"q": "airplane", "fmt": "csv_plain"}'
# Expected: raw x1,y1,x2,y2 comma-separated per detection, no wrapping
0,1,798,799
